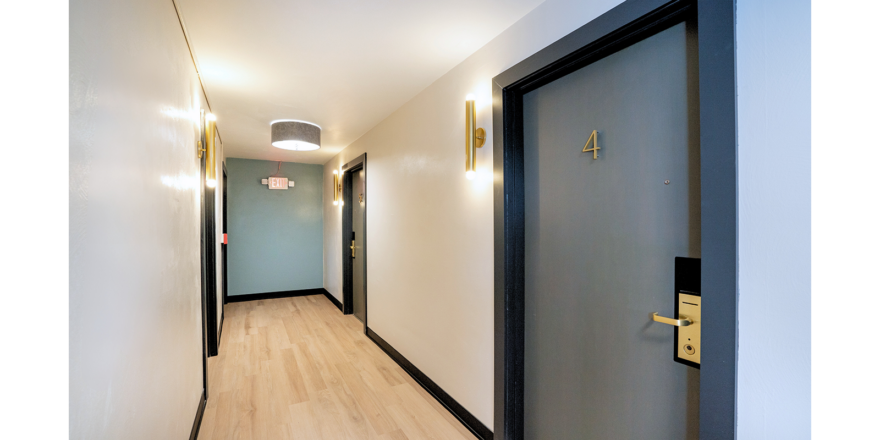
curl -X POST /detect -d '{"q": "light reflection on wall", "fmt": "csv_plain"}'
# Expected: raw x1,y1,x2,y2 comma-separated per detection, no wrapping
469,167,493,192
160,173,199,191
471,80,493,112
160,106,199,123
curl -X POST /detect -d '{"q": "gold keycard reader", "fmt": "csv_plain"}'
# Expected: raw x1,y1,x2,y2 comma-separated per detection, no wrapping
652,257,701,369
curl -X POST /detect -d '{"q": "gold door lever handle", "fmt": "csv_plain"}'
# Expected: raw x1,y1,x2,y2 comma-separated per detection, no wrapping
652,313,692,327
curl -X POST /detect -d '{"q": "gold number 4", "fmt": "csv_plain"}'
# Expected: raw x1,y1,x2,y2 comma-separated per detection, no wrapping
582,130,600,159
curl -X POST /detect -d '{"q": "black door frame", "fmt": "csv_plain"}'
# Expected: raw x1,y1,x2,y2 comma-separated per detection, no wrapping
197,109,210,400
205,149,218,358
219,163,228,344
491,0,737,439
341,153,367,332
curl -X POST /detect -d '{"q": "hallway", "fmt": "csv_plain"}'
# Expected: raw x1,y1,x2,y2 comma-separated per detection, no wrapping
60,0,820,438
198,295,477,440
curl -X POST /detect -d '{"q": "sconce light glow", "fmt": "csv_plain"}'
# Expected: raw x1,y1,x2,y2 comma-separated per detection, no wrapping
466,170,476,180
332,169,341,205
466,93,475,101
206,178,217,188
206,113,217,122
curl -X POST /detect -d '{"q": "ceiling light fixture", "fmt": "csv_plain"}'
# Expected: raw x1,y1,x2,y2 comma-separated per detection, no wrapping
271,120,321,151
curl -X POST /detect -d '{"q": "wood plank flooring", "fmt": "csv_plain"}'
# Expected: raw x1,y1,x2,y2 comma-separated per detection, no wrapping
198,295,479,440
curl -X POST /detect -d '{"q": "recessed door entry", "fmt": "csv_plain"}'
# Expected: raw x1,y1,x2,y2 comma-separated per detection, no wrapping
522,20,700,438
351,168,366,323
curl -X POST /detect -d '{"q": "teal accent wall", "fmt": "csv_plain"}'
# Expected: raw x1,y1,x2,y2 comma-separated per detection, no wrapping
227,158,324,296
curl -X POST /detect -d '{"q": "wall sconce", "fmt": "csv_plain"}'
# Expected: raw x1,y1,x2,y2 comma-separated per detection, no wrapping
205,113,217,188
333,170,341,205
465,94,485,180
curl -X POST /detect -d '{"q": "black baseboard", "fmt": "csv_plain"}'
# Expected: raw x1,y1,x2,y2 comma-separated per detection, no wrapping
226,288,344,315
366,328,493,440
189,391,206,440
322,289,343,312
226,288,327,303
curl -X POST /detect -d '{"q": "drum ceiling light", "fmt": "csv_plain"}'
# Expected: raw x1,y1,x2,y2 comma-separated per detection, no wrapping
270,120,321,151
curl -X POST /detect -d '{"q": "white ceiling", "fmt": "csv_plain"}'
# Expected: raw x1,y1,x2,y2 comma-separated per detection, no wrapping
178,0,546,164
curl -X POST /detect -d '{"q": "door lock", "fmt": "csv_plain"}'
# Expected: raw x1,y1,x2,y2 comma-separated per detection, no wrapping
652,293,701,367
651,257,701,368
350,240,357,258
674,293,700,365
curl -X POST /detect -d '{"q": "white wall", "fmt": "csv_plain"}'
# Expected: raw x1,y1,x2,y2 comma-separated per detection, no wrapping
735,0,811,437
323,0,625,426
70,0,206,438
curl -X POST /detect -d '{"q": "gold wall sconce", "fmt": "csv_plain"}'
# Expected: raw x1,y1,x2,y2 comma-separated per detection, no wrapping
205,113,218,188
198,109,207,158
333,170,342,206
465,94,485,180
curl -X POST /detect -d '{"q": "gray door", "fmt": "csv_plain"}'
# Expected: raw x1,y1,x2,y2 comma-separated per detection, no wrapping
523,21,700,439
352,168,366,323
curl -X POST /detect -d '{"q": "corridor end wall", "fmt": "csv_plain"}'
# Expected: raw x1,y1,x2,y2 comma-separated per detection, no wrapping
227,159,324,297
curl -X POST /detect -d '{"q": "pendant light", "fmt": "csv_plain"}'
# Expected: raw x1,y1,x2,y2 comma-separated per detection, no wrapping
271,120,321,151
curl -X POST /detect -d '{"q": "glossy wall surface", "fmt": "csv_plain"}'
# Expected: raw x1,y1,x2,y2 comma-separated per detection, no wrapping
69,0,205,438
227,159,324,296
735,0,811,437
323,0,627,426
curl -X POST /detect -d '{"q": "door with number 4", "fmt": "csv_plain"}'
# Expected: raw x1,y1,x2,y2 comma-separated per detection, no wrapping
523,20,701,438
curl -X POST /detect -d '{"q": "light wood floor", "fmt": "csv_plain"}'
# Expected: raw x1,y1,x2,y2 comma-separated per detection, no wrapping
198,295,479,440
